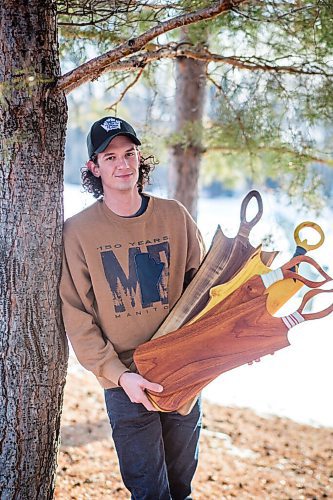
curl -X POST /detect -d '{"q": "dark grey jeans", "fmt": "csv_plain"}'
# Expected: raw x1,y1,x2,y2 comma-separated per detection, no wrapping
104,387,202,500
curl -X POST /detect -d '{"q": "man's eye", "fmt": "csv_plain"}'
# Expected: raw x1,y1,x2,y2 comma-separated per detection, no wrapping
126,152,135,157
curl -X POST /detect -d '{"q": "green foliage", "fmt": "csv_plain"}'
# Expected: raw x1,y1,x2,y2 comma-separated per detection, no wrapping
192,0,333,206
166,120,204,150
58,0,333,208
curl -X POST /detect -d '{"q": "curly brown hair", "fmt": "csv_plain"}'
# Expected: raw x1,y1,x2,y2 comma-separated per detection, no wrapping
81,152,158,199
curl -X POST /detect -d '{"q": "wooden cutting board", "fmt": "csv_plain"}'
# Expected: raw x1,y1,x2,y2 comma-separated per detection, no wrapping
134,256,333,412
151,190,278,340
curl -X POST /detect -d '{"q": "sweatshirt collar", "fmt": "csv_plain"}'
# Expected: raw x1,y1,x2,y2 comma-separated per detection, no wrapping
100,193,154,224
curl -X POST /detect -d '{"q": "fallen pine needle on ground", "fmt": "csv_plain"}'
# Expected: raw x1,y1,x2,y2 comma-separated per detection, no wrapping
55,358,333,499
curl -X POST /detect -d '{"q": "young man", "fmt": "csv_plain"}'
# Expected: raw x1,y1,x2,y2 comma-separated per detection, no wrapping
60,116,205,499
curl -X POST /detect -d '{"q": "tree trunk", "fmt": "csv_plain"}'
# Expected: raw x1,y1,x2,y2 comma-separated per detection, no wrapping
0,1,68,497
169,28,207,220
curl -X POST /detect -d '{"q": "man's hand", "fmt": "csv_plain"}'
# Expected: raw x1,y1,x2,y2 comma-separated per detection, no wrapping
118,372,163,412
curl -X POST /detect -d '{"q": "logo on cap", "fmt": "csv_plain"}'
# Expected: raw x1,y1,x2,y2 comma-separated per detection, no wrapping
101,118,122,132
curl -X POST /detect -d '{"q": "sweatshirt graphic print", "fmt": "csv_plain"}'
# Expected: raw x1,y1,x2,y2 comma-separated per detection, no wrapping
99,236,170,316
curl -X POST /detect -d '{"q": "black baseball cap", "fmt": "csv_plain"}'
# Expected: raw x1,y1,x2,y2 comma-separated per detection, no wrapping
87,116,141,158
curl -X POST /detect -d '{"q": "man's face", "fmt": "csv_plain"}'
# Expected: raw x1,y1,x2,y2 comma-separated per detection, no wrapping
90,135,141,195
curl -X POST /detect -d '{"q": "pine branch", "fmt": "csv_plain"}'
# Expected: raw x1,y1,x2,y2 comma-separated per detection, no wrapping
56,0,249,94
106,66,146,111
57,0,137,18
230,2,315,23
59,13,117,26
207,145,333,166
181,50,333,76
102,45,333,77
206,73,257,175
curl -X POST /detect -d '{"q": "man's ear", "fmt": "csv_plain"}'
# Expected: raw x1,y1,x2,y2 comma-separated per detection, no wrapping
86,159,100,177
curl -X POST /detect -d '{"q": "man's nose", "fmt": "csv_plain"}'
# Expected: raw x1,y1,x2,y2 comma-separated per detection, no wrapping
115,156,127,169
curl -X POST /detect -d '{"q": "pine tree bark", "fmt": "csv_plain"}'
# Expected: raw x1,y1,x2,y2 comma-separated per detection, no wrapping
169,28,207,220
0,1,68,497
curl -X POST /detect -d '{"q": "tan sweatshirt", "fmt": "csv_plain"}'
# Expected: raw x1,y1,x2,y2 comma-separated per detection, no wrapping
60,195,205,389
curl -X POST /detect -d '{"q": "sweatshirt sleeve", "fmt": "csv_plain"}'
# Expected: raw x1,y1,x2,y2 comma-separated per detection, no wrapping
182,205,206,289
59,224,128,386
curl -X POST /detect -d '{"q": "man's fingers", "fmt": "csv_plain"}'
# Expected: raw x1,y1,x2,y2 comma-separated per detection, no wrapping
140,393,159,412
142,380,163,393
142,400,158,412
